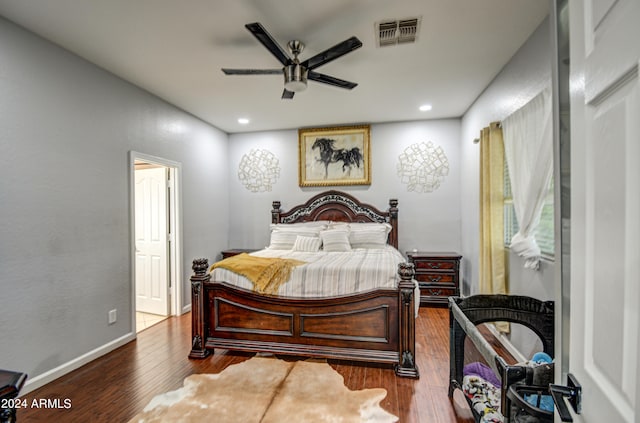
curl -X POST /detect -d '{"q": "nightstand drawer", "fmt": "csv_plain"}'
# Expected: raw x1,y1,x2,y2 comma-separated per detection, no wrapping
420,286,457,298
414,273,454,284
413,260,457,271
420,287,457,305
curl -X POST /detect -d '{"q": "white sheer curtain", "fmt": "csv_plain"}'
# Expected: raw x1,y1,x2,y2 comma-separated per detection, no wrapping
502,86,553,270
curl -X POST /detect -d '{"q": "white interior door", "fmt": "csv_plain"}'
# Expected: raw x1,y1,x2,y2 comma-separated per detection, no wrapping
135,167,169,316
569,0,640,421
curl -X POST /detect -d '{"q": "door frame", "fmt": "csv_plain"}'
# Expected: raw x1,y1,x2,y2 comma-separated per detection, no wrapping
551,0,570,382
129,151,184,331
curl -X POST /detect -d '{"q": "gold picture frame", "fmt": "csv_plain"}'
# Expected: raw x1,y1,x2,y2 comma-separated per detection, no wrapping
298,124,371,187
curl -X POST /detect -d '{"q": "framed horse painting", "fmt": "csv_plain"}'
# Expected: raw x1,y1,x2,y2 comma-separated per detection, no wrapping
298,124,371,187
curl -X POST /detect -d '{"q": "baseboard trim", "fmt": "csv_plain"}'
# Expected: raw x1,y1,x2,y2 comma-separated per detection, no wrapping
182,303,192,314
484,323,527,363
21,332,136,395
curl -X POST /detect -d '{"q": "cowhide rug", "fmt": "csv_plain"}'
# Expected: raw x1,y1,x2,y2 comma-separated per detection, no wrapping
129,356,398,423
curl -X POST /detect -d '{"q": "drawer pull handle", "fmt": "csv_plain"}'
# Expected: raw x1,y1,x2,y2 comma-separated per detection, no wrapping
428,276,442,282
428,263,441,269
428,289,442,296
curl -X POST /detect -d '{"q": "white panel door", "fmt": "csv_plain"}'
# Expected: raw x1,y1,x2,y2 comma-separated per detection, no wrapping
135,167,169,316
569,0,640,421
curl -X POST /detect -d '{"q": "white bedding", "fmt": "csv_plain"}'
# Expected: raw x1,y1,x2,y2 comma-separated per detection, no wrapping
211,245,409,297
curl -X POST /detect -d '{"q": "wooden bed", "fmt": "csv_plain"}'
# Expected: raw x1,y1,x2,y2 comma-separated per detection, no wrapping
188,190,419,378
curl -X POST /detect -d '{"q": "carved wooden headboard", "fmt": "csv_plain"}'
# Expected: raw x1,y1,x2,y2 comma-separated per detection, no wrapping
271,190,398,249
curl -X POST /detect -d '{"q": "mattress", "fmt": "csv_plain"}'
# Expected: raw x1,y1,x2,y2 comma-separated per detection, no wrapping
210,245,410,298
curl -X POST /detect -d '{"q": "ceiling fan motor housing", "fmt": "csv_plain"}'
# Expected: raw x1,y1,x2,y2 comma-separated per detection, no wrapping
284,63,308,92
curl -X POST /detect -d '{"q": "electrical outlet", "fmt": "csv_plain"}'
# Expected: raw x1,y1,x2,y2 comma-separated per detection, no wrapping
108,309,117,325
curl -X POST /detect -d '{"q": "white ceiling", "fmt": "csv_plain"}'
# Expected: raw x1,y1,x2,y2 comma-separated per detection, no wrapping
0,0,549,134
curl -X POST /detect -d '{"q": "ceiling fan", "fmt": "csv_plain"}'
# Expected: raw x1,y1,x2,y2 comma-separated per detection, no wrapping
222,22,363,99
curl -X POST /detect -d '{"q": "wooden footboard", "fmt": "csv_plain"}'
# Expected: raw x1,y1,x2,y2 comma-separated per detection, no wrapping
189,259,419,378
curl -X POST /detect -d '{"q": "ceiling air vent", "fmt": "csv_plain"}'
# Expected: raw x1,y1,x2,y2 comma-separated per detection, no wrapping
376,17,421,47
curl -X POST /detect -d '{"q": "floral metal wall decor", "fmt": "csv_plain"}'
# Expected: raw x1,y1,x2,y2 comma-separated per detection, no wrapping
396,141,449,193
238,148,280,192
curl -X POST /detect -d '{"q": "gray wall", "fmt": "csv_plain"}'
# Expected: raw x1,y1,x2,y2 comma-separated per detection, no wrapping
460,17,554,299
227,119,462,257
0,17,229,386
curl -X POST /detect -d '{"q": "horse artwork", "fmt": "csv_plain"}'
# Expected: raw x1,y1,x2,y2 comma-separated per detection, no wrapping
312,138,364,179
298,124,370,187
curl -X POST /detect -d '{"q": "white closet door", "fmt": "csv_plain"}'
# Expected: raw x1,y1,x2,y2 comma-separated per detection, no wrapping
135,167,169,316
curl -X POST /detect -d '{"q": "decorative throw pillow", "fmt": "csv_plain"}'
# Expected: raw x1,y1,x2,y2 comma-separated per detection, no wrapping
268,227,322,250
292,235,322,252
320,229,352,252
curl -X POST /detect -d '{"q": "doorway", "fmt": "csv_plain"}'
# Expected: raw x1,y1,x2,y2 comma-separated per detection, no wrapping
130,152,183,333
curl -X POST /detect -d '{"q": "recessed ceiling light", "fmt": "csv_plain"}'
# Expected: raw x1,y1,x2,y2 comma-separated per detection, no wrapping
238,118,250,124
419,104,432,112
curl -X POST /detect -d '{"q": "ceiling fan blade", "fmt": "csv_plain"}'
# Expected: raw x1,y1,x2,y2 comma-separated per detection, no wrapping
308,71,358,89
301,36,362,70
281,89,295,99
222,68,282,75
245,22,292,66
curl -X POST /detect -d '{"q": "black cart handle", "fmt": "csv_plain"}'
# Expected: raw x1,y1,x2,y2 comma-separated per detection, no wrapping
549,373,582,422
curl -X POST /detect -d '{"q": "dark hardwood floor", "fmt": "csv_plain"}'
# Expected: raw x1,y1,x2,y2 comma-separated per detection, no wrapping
17,307,481,422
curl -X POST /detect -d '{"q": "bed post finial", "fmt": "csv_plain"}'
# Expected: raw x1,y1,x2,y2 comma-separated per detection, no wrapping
388,199,399,249
192,258,209,276
389,198,398,215
395,262,419,378
397,261,413,281
272,200,282,224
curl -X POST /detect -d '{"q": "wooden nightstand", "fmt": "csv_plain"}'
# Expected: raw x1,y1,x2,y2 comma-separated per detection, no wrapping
221,248,258,259
406,251,462,307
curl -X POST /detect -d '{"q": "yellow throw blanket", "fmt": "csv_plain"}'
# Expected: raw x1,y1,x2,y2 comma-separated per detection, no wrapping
210,253,305,294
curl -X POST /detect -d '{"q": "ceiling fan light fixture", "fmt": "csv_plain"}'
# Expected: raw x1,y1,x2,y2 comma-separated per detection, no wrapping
284,64,308,92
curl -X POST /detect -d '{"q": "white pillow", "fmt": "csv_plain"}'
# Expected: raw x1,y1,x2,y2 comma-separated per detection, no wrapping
270,221,330,231
268,227,322,250
292,235,322,252
348,222,392,235
320,229,352,252
327,221,350,230
348,223,391,249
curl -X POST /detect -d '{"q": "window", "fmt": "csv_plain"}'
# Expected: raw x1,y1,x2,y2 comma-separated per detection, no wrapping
504,161,554,256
